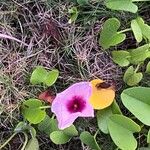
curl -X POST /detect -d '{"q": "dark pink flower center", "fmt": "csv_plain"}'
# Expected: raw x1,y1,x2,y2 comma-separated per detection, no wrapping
67,96,86,113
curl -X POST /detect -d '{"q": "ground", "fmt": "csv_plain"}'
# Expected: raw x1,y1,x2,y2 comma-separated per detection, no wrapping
0,0,150,150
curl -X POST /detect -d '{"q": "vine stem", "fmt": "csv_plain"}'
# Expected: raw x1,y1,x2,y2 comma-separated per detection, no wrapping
0,132,17,149
134,64,141,73
21,132,28,150
94,130,99,138
118,28,132,34
51,114,55,119
39,106,51,109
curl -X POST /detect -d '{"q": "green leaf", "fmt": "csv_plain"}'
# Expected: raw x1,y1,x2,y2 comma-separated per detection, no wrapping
80,131,101,150
112,50,130,67
22,99,46,124
121,87,150,126
137,17,150,41
14,122,28,132
108,114,140,150
30,66,59,86
97,101,122,134
38,116,59,135
99,18,126,49
111,100,122,114
130,44,150,64
146,62,150,74
105,0,138,13
30,66,48,85
77,0,89,5
68,7,78,23
131,19,143,42
147,129,150,143
50,131,71,144
14,122,36,137
25,138,39,150
123,66,143,86
44,69,59,86
63,125,78,137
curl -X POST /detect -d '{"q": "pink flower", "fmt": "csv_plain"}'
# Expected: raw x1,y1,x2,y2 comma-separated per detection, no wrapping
51,82,94,129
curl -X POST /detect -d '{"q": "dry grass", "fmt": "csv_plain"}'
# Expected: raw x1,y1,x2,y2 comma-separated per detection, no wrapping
0,0,149,149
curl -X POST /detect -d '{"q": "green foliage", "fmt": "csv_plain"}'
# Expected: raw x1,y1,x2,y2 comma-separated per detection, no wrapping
80,131,101,150
50,125,78,144
105,0,138,13
147,129,150,143
146,62,150,74
38,115,58,135
25,138,39,150
97,101,122,134
50,131,71,144
22,99,46,124
112,44,150,67
112,51,131,67
130,44,150,64
121,87,150,126
123,66,143,86
131,19,143,42
14,122,36,137
38,116,78,144
99,18,126,49
136,17,150,42
63,125,78,136
108,114,141,150
30,66,59,86
105,0,149,13
130,16,150,42
68,7,79,23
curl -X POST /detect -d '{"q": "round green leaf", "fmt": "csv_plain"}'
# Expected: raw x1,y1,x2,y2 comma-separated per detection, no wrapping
44,69,59,86
97,101,122,134
121,87,150,126
62,125,78,137
112,50,130,67
131,19,143,43
25,138,39,150
136,17,150,41
22,99,46,124
105,0,138,13
130,44,150,64
108,114,140,150
50,131,71,144
123,66,143,86
80,131,101,150
99,18,126,49
30,66,48,85
38,116,58,135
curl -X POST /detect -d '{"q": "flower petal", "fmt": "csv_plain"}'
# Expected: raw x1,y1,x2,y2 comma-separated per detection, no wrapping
51,82,94,129
89,79,115,110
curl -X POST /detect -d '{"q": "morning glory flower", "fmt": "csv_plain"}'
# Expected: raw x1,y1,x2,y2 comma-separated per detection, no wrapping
89,79,115,110
51,82,94,129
